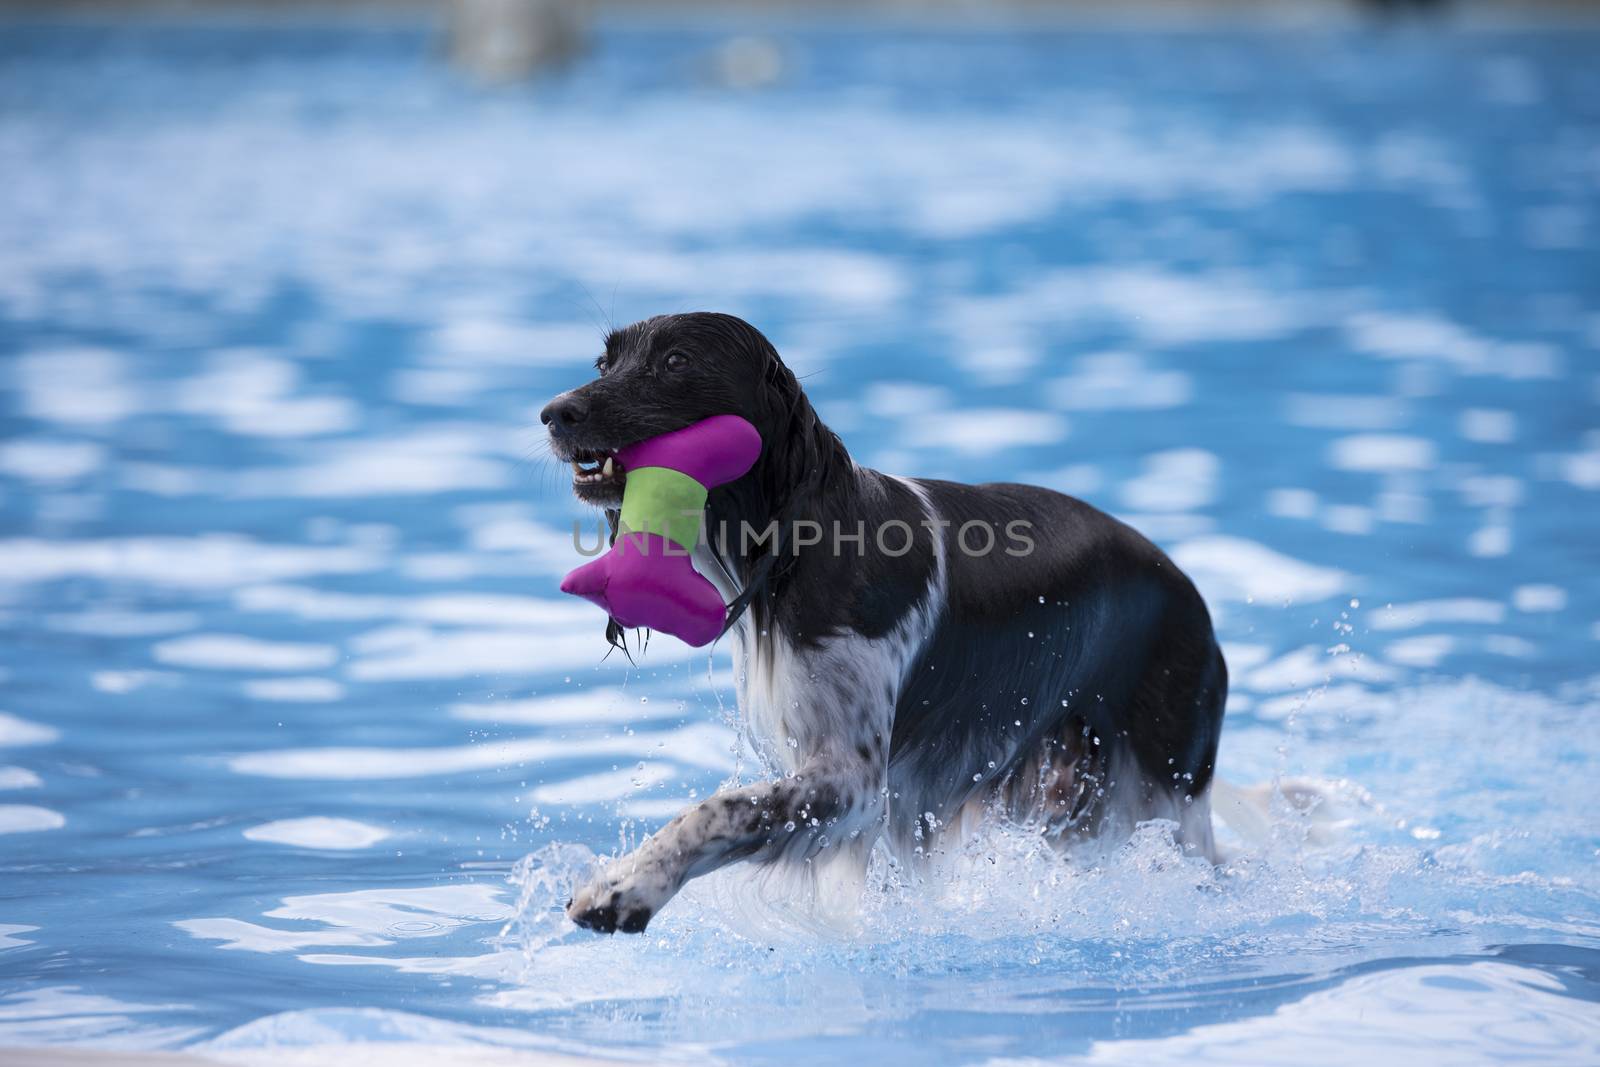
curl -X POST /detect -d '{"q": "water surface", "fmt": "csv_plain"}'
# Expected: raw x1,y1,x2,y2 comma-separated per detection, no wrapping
1,14,1598,1065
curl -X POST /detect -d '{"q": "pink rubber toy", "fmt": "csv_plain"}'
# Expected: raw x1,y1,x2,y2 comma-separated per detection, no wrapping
560,415,762,647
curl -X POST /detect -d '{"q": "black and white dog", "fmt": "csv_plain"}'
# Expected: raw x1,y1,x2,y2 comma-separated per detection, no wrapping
541,312,1227,934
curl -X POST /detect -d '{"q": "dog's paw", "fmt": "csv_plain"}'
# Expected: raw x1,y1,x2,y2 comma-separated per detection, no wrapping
565,870,661,935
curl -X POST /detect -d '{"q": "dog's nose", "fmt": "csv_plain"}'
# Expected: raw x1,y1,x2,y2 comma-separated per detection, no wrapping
540,393,589,430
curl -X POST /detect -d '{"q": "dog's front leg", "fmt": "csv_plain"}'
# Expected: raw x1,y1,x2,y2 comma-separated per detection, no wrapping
566,749,883,933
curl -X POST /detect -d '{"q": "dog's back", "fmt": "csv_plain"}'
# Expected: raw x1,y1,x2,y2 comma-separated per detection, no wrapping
887,479,1227,862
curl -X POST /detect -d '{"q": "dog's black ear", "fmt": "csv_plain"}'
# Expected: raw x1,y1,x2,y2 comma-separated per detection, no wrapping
716,340,849,640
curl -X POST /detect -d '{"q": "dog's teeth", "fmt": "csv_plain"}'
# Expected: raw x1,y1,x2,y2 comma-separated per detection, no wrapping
602,457,614,477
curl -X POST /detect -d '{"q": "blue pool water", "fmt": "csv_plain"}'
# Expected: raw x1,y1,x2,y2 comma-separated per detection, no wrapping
1,13,1598,1064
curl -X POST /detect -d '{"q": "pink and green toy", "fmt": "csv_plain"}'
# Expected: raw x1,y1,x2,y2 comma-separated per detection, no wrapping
560,414,762,647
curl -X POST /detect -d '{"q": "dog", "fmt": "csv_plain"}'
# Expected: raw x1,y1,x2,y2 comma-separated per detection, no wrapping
541,312,1227,934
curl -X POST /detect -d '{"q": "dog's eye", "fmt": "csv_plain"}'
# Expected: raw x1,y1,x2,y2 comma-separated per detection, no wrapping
662,351,689,373
595,358,609,377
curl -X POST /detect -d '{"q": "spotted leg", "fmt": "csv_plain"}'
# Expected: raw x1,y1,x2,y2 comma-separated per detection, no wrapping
566,747,885,934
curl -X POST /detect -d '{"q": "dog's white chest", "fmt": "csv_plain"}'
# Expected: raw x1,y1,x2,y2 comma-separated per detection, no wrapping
733,634,809,774
688,544,803,772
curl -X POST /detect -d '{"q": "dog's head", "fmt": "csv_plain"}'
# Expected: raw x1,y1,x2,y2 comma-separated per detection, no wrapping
543,312,850,650
542,312,813,511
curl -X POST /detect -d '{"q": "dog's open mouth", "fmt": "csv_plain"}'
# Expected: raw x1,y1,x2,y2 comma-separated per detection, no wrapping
569,448,626,498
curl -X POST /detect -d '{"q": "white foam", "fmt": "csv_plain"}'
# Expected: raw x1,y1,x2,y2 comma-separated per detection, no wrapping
390,365,493,406
1469,522,1512,558
1371,598,1506,631
1265,487,1318,520
0,766,42,790
943,269,1313,364
1321,504,1375,536
862,381,953,419
528,762,678,806
243,817,390,850
1385,634,1456,668
1170,536,1349,604
1022,462,1102,497
1459,407,1516,444
0,984,201,1047
153,635,338,672
619,796,697,820
347,625,435,656
0,438,106,483
173,917,384,954
228,722,736,780
901,408,1068,455
1375,489,1429,524
1221,643,1272,671
233,431,514,498
1048,352,1192,411
1483,634,1538,659
1120,448,1219,512
1327,434,1437,473
1113,512,1216,542
1080,961,1593,1065
243,677,346,703
1254,682,1374,721
1243,644,1400,693
454,507,580,564
174,349,358,438
425,319,601,367
398,554,482,582
346,626,709,681
1512,584,1567,613
1454,473,1523,509
1282,392,1408,430
0,924,36,950
13,347,136,425
1074,268,1313,344
450,688,685,725
0,712,59,747
91,670,178,694
1344,311,1562,379
0,804,65,834
597,246,906,308
176,885,511,954
46,610,201,636
951,342,1039,386
0,535,384,588
1561,447,1600,490
119,462,212,497
200,1010,582,1064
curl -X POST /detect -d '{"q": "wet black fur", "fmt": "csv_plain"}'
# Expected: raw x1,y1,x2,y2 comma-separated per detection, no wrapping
544,312,1227,927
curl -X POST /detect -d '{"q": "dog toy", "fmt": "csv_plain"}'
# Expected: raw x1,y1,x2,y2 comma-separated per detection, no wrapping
560,414,762,647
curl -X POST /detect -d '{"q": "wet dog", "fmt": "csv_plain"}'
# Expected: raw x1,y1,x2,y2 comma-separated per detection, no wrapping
541,313,1227,933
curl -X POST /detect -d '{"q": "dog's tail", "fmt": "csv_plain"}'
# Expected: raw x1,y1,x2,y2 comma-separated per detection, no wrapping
1209,775,1354,853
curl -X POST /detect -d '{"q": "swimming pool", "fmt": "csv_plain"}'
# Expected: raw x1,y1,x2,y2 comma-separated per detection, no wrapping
1,12,1597,1064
